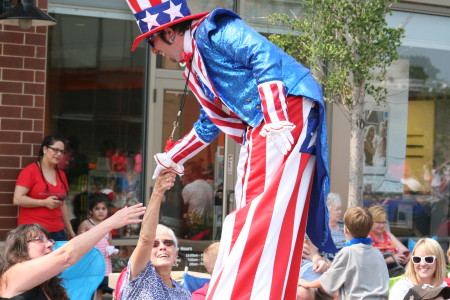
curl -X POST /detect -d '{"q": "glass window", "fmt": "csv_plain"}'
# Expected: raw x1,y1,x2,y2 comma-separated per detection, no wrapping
47,14,146,244
239,0,302,30
150,79,225,272
363,12,450,240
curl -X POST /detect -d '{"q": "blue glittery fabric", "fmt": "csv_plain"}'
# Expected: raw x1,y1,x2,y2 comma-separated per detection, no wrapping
190,9,334,252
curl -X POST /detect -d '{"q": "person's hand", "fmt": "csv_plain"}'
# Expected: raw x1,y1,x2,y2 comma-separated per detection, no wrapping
298,278,310,288
302,243,312,260
403,250,411,262
66,229,76,240
45,196,63,209
106,245,119,257
152,152,184,179
105,203,146,229
312,257,329,274
268,130,294,155
394,252,407,265
260,122,295,155
154,169,176,194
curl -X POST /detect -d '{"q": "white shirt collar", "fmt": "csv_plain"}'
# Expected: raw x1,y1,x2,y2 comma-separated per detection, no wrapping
183,26,193,54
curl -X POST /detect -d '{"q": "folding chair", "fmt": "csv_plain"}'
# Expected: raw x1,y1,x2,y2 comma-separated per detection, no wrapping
383,252,405,278
178,252,211,294
113,267,128,300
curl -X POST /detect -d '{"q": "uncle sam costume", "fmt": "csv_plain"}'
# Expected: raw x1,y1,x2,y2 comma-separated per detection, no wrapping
125,0,336,299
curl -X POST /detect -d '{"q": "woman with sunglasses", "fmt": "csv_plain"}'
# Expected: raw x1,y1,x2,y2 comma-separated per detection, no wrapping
389,238,448,300
13,135,76,241
0,203,146,299
120,169,190,300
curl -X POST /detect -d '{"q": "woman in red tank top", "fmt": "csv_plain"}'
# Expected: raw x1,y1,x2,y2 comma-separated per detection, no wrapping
368,205,410,267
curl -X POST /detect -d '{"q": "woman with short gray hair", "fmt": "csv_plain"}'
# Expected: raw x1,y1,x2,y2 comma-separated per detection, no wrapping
121,170,190,299
322,192,346,261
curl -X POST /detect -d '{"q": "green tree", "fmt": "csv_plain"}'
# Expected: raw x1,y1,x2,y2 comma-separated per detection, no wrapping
269,0,405,207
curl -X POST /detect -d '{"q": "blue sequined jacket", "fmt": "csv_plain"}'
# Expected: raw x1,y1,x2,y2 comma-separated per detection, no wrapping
192,9,336,253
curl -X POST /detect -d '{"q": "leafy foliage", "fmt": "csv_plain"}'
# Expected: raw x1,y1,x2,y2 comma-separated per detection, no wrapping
269,0,405,116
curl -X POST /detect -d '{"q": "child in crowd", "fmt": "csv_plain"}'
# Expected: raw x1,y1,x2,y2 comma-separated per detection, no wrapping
298,207,389,299
78,193,118,300
192,242,220,299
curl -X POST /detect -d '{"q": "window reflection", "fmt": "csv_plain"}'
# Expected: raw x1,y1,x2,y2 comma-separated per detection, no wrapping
47,14,146,242
364,41,450,239
159,88,224,272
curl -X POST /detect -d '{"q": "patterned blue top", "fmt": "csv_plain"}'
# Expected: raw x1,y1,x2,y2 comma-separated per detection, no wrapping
121,260,190,300
321,221,346,261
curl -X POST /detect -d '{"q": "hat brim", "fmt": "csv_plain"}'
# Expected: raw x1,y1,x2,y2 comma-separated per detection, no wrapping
426,286,450,299
131,11,209,52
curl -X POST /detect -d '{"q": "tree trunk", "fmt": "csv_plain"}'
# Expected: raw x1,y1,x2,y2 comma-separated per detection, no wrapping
348,100,365,208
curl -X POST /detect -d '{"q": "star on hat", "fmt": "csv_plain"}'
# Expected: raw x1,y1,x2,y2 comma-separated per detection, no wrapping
125,0,209,51
164,1,184,21
141,11,160,29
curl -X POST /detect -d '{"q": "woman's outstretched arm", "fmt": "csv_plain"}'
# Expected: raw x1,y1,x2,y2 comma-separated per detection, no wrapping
129,169,176,280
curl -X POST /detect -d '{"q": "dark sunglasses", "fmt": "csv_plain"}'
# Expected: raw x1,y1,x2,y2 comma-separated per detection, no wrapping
411,255,436,264
146,32,160,49
153,239,175,248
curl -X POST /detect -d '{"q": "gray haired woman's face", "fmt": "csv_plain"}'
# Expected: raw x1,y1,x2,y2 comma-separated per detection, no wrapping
329,204,342,222
151,233,178,270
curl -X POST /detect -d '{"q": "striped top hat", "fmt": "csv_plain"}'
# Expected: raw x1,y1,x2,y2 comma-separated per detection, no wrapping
126,0,209,51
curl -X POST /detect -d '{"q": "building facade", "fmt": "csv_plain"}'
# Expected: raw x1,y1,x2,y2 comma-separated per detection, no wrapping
0,0,449,271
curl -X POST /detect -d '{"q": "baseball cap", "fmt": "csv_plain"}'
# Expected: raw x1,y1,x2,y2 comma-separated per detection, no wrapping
403,284,450,300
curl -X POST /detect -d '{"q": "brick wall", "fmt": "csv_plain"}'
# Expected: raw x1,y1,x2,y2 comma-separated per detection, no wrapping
0,0,50,240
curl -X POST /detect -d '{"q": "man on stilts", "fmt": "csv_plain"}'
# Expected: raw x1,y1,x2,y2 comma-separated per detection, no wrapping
124,0,337,298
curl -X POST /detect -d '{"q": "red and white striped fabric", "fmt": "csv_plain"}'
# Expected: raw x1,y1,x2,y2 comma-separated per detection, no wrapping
206,97,315,300
125,0,164,14
184,37,247,144
258,80,289,124
166,130,208,165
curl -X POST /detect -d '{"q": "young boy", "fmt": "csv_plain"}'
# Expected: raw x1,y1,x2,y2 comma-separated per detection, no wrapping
298,207,389,299
191,242,220,299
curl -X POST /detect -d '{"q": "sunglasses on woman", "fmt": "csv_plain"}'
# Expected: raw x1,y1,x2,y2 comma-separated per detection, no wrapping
411,255,436,264
153,239,175,248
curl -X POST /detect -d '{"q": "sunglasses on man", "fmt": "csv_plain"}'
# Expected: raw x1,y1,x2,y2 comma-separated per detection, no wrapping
146,32,160,49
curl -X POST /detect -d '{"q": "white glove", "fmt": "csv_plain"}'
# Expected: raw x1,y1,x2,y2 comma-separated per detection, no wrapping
260,121,295,155
152,152,184,179
106,245,119,256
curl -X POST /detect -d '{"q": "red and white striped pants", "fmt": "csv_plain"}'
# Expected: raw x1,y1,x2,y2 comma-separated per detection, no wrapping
207,97,316,300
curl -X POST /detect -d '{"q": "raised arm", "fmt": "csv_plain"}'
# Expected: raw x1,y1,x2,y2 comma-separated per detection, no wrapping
129,169,176,280
2,203,146,296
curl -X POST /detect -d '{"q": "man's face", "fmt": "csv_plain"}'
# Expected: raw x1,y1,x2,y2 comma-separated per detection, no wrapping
151,29,183,62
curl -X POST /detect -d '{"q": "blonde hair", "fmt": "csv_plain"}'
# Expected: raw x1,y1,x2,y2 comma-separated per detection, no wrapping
367,205,387,223
343,207,373,238
405,238,446,287
203,242,220,274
